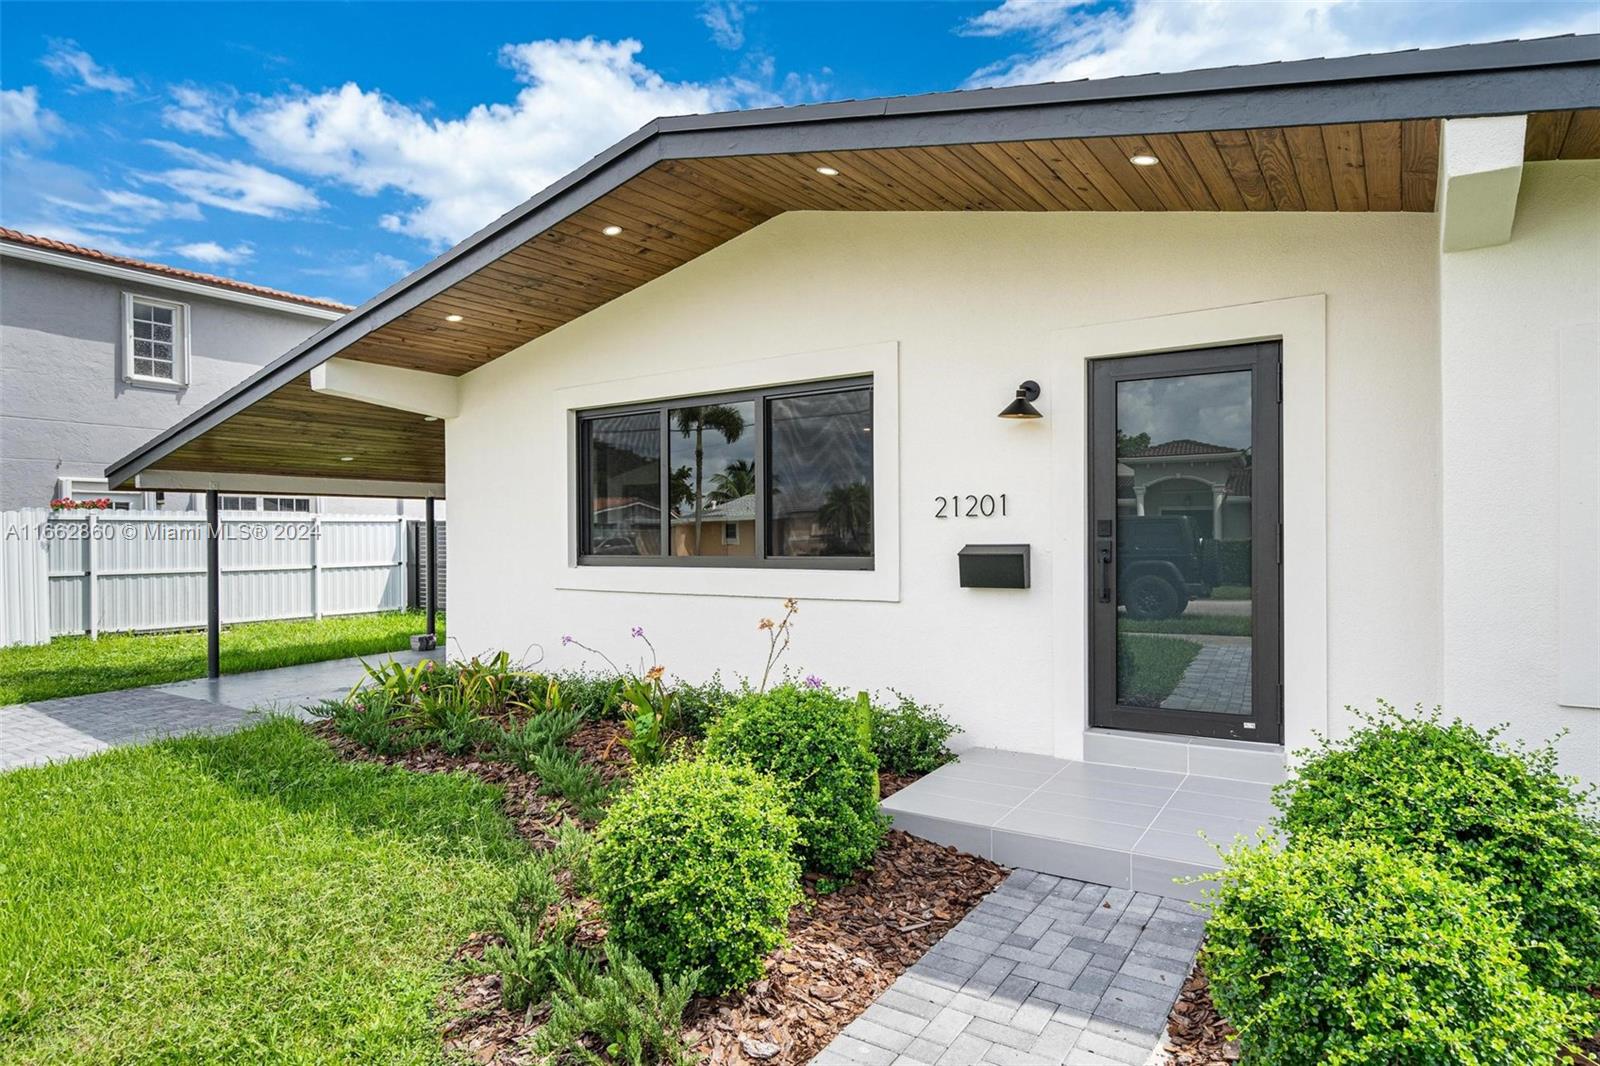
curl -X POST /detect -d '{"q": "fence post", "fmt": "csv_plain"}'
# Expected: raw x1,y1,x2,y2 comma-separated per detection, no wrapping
311,514,323,620
205,489,220,680
425,498,437,640
87,513,99,641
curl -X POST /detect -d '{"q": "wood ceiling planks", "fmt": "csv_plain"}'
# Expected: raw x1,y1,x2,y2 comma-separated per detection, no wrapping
148,110,1600,484
252,119,1484,377
1526,109,1600,160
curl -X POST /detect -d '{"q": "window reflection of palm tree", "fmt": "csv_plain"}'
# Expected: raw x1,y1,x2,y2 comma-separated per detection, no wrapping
709,459,756,503
675,405,746,549
818,481,871,552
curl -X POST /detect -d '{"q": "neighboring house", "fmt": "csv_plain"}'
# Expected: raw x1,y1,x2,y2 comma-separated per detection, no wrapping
1116,440,1252,541
106,38,1600,792
0,229,429,517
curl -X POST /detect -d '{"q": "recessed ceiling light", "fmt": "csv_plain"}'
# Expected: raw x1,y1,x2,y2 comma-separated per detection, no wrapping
601,224,624,236
1129,152,1160,167
815,165,840,176
444,313,464,323
339,456,354,462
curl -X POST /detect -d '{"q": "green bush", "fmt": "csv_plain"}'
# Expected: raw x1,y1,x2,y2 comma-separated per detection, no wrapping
1216,539,1252,585
1205,838,1584,1066
549,669,624,720
870,691,960,774
593,759,800,993
704,683,884,876
1275,704,1600,996
672,671,740,737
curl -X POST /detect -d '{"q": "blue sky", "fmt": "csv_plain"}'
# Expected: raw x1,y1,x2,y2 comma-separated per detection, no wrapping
3,1,1595,305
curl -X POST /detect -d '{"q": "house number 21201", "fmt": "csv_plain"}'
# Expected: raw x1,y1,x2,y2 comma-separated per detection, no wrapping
934,494,1007,518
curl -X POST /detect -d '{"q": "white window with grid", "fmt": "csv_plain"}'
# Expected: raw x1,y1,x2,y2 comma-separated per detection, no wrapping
123,294,189,387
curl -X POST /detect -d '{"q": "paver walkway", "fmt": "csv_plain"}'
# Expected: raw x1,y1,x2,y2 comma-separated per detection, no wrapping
0,650,439,772
1162,644,1251,716
815,870,1203,1066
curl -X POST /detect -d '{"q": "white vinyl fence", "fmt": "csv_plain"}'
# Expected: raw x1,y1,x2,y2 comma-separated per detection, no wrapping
0,508,411,647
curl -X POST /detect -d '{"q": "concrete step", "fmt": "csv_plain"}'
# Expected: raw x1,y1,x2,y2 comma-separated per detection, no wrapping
881,747,1282,901
1083,728,1286,785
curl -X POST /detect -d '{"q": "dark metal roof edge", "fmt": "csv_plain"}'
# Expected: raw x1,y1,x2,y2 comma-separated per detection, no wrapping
106,34,1600,487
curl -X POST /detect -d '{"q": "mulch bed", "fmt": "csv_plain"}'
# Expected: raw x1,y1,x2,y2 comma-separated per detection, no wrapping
1161,962,1240,1065
309,721,1008,1064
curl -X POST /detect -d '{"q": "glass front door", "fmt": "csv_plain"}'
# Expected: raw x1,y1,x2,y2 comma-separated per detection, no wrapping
1087,343,1282,742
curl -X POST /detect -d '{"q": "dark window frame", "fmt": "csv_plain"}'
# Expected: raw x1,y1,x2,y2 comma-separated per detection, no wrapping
1086,342,1283,744
576,376,874,570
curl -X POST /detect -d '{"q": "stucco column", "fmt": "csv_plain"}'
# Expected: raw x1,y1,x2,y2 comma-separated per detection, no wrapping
1133,485,1146,516
1211,486,1226,539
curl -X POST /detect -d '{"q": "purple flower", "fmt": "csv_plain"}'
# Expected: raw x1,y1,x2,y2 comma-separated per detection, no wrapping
631,626,645,639
803,674,824,689
561,635,573,646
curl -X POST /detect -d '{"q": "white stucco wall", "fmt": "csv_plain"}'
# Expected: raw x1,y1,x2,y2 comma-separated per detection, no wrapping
1440,160,1600,785
445,208,1459,765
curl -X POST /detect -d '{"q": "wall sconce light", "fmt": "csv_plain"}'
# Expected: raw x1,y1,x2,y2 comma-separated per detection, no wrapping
998,380,1043,419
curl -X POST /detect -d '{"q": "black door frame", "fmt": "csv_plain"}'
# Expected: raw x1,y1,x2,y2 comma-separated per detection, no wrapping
1086,342,1283,744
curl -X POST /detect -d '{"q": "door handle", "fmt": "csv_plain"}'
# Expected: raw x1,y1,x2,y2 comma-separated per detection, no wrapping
1098,544,1113,603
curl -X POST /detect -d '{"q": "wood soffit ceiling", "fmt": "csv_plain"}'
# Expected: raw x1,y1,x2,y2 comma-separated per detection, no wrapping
141,104,1600,487
344,111,1600,379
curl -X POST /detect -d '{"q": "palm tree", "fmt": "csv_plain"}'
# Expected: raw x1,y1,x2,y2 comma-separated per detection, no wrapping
709,459,756,504
674,404,746,550
818,481,871,552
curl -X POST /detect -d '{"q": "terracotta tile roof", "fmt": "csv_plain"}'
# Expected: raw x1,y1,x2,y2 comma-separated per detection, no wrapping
1122,438,1240,458
0,228,352,312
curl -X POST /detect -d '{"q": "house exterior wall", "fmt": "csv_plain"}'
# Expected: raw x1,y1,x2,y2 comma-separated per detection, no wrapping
444,208,1468,768
1439,160,1600,785
0,255,424,518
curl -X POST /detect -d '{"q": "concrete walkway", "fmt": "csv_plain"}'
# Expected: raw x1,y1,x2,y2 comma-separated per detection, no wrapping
815,870,1202,1066
0,650,439,772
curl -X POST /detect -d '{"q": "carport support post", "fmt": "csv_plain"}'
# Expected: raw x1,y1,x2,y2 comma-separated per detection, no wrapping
425,496,437,640
205,488,221,679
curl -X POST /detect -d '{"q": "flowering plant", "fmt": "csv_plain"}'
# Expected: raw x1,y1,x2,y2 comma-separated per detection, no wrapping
50,497,113,511
563,627,678,768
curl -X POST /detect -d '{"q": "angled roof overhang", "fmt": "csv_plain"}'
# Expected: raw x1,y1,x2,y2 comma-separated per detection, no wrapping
107,35,1600,494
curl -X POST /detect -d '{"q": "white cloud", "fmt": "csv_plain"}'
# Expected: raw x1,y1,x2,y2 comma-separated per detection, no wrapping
297,249,411,288
41,187,204,224
162,84,237,137
961,0,1600,86
41,40,136,95
700,2,750,49
173,240,254,265
229,37,746,247
0,86,64,145
141,140,324,217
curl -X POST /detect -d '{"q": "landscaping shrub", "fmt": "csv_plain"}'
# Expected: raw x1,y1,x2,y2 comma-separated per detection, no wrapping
1204,837,1584,1066
1274,704,1600,997
312,691,418,755
531,746,614,822
495,705,584,771
549,669,624,720
870,691,960,774
482,850,596,1016
532,945,698,1066
593,759,800,993
704,683,884,876
673,670,739,737
1217,539,1252,586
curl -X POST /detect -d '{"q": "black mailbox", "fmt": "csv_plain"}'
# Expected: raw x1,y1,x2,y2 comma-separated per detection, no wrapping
958,544,1031,589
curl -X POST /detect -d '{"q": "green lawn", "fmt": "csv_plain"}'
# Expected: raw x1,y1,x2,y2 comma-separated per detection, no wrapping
1119,614,1252,638
0,718,520,1064
1118,635,1203,703
0,611,444,704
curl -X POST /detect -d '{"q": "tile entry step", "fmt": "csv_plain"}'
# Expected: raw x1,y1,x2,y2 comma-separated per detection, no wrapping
883,747,1280,901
